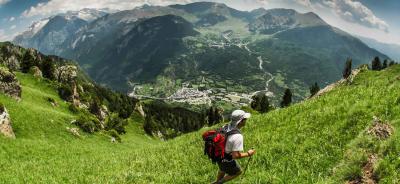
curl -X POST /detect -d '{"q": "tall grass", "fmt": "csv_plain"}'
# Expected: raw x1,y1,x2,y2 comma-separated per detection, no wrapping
1,66,400,183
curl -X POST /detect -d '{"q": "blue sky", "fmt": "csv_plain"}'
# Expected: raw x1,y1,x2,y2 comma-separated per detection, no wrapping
0,0,399,45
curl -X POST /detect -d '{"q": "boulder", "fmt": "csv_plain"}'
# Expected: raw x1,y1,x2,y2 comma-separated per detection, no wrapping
72,83,80,106
66,127,80,137
5,55,21,71
29,66,43,78
0,105,16,138
99,105,109,121
0,67,21,100
0,44,23,70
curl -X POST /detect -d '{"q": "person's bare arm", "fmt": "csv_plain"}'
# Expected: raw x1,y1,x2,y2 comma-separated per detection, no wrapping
231,149,256,159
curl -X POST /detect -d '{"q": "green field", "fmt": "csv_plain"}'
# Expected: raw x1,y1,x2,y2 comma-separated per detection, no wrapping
1,65,400,183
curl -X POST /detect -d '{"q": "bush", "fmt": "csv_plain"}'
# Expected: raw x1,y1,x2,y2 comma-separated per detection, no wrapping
105,114,128,134
107,130,122,143
58,84,73,101
0,102,4,114
68,103,80,114
46,97,56,103
21,52,36,73
74,115,101,133
40,58,56,80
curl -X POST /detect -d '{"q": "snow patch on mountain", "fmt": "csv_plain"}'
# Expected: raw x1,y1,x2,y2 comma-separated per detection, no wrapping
29,18,50,35
61,8,107,22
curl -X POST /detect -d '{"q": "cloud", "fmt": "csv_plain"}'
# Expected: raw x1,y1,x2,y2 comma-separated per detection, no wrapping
296,0,312,7
0,0,10,6
10,25,16,30
322,0,389,32
0,29,10,41
21,0,193,17
8,17,15,22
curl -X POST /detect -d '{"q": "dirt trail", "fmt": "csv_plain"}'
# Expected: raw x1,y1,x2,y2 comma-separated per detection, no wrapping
347,154,378,184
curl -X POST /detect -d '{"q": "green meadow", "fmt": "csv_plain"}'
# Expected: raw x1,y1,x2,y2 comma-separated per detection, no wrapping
1,65,400,183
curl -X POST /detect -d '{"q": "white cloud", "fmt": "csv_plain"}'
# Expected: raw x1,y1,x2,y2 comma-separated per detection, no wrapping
322,0,389,32
21,0,193,17
296,0,312,7
10,25,16,30
17,0,398,44
8,17,15,22
0,29,10,41
0,0,10,6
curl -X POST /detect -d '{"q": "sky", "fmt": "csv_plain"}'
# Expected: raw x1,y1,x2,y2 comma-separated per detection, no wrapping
0,0,399,45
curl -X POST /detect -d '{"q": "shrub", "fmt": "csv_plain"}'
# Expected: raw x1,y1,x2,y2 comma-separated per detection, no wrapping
0,102,4,114
68,103,80,114
105,114,128,134
21,52,37,73
46,97,56,103
74,115,101,133
107,130,122,143
58,84,73,101
40,58,56,80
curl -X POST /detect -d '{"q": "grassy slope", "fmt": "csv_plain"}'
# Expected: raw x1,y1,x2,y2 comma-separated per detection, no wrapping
0,73,157,183
1,66,399,183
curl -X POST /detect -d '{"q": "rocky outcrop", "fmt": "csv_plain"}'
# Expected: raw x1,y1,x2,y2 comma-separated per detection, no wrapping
136,103,146,117
99,105,109,122
71,83,80,106
66,127,80,137
29,66,43,78
0,67,21,100
312,65,368,99
0,105,16,138
55,65,77,84
0,43,24,71
56,65,80,105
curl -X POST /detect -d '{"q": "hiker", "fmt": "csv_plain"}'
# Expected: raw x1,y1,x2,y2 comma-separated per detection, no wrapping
210,110,256,184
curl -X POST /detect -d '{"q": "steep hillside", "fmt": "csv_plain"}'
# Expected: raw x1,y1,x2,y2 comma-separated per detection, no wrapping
13,9,106,56
1,60,399,183
0,42,210,139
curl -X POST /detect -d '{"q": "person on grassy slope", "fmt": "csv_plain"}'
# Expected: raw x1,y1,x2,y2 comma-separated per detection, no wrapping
212,110,256,184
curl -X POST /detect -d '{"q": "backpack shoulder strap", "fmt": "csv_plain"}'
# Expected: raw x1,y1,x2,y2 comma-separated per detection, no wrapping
226,128,241,137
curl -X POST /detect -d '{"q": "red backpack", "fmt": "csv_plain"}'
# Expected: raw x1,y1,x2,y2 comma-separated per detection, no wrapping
202,127,240,164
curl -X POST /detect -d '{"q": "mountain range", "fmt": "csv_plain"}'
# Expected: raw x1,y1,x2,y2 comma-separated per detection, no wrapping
358,36,400,62
12,2,389,103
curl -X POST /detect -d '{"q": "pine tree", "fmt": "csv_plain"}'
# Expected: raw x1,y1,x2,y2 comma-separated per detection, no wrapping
371,56,382,71
250,93,262,111
280,88,292,108
382,59,388,69
21,52,35,73
259,95,270,113
309,82,320,97
389,60,396,66
343,58,352,79
214,107,224,123
41,58,56,80
207,106,215,125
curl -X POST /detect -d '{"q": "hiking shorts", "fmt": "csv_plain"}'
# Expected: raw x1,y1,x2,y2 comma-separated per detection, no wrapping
217,159,241,176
